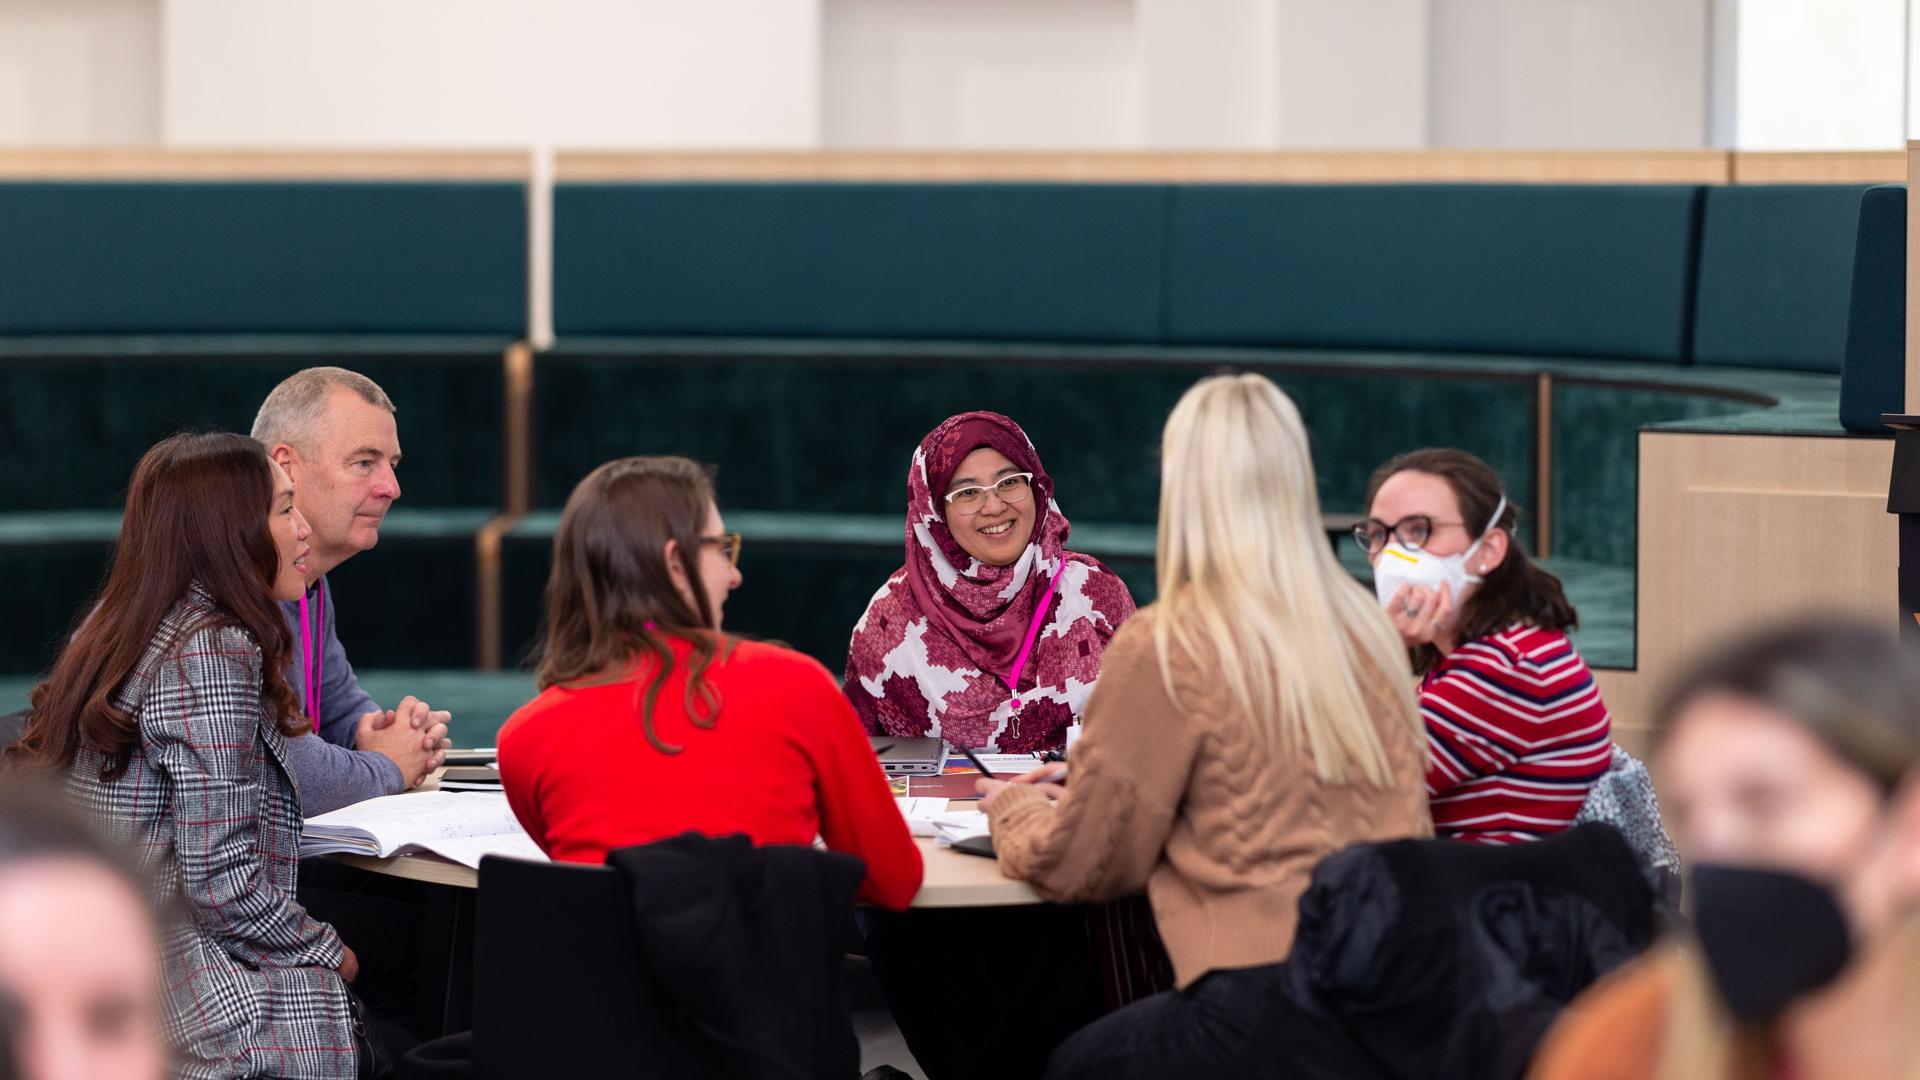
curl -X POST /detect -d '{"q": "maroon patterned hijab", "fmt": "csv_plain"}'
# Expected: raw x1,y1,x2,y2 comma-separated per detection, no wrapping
843,412,1135,751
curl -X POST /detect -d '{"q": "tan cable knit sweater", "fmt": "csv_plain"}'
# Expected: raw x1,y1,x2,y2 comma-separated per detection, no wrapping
985,608,1433,987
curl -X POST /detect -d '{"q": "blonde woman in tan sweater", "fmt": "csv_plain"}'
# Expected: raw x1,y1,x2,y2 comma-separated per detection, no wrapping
981,373,1433,1079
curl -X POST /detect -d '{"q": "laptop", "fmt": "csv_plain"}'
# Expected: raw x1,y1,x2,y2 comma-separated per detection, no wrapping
870,736,944,777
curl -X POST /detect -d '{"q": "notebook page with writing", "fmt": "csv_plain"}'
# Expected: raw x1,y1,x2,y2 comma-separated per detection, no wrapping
302,791,545,867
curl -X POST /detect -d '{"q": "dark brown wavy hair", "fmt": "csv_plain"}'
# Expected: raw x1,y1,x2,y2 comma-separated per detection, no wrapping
533,456,735,754
8,432,303,780
1364,447,1577,674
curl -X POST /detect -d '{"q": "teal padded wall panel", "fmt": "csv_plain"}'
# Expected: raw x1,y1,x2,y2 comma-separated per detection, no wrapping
0,351,505,509
529,348,1537,528
1692,185,1871,372
553,183,1171,342
0,182,526,334
1549,383,1754,568
1165,184,1703,362
0,513,484,673
1839,185,1905,431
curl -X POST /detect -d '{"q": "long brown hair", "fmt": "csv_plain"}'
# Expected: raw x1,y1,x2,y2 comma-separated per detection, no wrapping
1364,448,1576,672
534,456,735,755
8,433,303,780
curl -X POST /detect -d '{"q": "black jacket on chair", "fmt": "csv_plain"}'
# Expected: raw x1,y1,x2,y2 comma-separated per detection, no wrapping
1229,823,1657,1080
607,832,867,1080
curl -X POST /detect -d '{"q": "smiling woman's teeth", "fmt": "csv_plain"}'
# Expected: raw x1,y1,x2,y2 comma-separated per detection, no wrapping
979,521,1013,536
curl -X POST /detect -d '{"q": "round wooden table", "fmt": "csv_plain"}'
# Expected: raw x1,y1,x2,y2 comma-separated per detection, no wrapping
332,833,1041,908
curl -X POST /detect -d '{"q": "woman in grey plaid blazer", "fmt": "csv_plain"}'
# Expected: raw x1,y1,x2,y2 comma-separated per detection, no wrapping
11,433,373,1079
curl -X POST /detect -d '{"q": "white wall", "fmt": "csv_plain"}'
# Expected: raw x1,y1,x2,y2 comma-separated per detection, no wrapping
4,0,1913,152
1274,0,1427,147
1730,0,1905,149
824,0,1137,149
0,0,158,145
1136,0,1280,149
161,0,821,148
1427,0,1712,149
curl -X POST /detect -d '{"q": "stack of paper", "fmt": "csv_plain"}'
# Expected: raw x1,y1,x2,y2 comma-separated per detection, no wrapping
438,764,503,792
896,797,949,837
302,790,547,868
927,809,990,848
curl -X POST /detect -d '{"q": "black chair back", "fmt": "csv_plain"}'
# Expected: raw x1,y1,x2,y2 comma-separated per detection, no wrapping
472,856,707,1079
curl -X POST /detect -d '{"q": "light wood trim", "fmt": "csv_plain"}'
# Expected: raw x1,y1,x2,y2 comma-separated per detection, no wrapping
0,149,530,180
906,836,1043,908
474,342,536,672
1534,373,1554,558
1636,430,1895,704
503,342,534,516
1732,150,1906,185
555,150,1732,185
1909,142,1920,415
330,833,1042,906
334,851,480,889
474,517,511,672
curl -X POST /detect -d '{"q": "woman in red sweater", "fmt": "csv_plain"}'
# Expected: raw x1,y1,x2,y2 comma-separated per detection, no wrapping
496,455,923,910
1359,448,1613,844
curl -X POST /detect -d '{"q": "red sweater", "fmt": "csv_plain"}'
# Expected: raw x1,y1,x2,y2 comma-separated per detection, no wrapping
1421,625,1613,845
497,637,924,910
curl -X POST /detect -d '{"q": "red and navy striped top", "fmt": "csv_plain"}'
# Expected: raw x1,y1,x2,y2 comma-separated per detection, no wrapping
1421,625,1612,845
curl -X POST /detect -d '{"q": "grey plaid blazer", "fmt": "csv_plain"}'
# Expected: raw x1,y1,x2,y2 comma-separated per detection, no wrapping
67,587,356,1079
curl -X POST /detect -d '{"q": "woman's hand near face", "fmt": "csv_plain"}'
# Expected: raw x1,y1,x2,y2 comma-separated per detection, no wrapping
1386,582,1454,649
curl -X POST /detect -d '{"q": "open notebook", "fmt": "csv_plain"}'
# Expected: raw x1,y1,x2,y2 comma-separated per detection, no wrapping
301,790,547,869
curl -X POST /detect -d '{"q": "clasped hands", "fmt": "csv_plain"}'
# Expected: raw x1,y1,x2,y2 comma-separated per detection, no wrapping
355,695,451,788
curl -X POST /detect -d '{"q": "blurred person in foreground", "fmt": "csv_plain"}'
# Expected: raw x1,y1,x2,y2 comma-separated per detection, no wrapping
0,779,166,1080
1531,618,1920,1079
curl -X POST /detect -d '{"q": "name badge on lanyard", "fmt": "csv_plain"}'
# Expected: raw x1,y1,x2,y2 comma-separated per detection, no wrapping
1002,566,1062,713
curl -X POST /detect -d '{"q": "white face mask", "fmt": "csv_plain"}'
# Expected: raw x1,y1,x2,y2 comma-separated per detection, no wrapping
1372,496,1506,610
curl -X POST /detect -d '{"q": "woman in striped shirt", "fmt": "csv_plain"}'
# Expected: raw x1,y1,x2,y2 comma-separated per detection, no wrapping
1357,448,1612,844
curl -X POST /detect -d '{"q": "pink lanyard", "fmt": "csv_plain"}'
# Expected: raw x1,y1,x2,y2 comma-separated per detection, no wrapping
298,587,323,733
1003,567,1062,709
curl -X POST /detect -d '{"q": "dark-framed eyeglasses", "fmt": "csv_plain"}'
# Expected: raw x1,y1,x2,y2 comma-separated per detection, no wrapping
943,473,1035,517
1351,515,1471,556
701,532,743,567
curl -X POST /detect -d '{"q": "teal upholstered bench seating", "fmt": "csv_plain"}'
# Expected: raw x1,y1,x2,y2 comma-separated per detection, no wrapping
0,177,1900,702
0,668,538,750
0,181,527,675
498,504,1639,674
514,179,1900,678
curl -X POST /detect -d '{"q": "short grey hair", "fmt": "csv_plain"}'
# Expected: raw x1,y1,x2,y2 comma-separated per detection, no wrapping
251,367,395,451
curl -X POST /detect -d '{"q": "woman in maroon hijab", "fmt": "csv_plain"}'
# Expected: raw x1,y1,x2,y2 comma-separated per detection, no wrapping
853,413,1162,1080
844,411,1135,752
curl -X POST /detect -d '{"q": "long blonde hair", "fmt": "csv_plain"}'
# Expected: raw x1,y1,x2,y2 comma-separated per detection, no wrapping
1152,373,1419,787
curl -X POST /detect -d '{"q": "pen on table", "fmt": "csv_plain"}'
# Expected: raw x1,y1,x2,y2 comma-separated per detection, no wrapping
953,744,997,779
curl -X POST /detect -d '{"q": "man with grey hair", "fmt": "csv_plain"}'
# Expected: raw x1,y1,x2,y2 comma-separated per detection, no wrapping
254,366,449,810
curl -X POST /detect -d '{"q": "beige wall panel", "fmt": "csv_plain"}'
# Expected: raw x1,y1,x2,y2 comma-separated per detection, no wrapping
1638,433,1895,702
1591,669,1652,752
